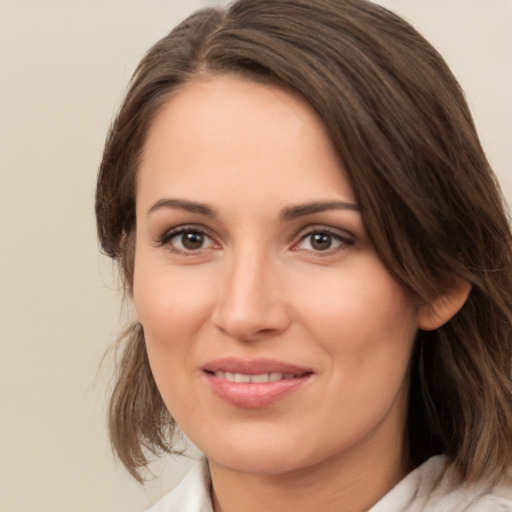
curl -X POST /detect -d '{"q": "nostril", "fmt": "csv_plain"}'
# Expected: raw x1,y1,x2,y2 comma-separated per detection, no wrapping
238,327,276,341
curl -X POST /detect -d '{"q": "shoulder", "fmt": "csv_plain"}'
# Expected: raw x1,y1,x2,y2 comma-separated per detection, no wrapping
371,455,512,512
145,460,213,512
146,456,512,512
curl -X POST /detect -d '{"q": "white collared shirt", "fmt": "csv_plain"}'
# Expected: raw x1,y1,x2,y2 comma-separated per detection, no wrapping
146,456,512,512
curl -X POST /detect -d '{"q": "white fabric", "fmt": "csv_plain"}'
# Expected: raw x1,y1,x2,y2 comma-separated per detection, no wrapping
369,456,512,511
146,455,512,512
147,462,213,512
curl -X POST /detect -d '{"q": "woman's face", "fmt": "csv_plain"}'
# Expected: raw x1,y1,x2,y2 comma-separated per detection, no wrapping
133,75,422,477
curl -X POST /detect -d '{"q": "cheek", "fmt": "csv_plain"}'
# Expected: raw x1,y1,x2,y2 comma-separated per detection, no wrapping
292,260,418,372
293,265,418,443
132,257,217,373
134,255,212,331
132,259,219,419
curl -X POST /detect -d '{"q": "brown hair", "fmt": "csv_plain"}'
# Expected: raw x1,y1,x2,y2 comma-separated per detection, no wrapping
96,0,512,483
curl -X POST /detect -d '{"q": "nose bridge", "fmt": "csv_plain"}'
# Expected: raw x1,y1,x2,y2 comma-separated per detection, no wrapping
213,243,289,341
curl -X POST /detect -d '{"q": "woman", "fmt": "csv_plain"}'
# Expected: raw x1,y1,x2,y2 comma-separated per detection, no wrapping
95,0,512,510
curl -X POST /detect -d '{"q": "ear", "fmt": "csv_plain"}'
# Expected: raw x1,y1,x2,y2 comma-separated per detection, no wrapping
418,280,472,331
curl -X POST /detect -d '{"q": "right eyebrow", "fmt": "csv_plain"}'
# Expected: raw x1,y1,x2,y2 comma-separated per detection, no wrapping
147,198,217,217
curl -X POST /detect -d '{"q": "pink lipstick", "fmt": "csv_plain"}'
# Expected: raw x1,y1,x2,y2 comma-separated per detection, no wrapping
202,357,313,408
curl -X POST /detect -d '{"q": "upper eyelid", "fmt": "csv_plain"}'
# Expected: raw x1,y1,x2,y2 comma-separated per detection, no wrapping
158,224,214,245
292,225,356,251
155,223,355,248
294,224,354,240
156,226,221,258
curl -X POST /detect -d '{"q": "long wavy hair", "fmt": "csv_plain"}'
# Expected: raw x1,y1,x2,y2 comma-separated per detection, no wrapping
96,0,512,483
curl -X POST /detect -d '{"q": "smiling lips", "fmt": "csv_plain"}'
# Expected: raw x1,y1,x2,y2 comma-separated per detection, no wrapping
203,358,313,408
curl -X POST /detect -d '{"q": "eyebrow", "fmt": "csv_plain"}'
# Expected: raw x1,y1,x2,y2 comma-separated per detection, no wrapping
147,198,217,217
147,198,359,220
280,201,359,220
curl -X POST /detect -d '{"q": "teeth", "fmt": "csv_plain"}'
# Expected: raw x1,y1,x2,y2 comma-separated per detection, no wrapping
213,371,296,383
235,373,251,383
251,373,271,383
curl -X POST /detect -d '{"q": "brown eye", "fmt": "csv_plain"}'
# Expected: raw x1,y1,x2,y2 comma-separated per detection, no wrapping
310,233,333,251
181,231,205,250
294,229,353,254
162,228,216,253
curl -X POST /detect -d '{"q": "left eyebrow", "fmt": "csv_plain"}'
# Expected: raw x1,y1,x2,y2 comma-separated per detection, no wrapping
280,201,360,220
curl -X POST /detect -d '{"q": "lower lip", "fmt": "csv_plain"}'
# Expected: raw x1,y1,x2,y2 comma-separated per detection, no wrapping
205,373,311,408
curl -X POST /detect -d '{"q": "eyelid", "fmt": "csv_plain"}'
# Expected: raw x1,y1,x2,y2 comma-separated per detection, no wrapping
155,223,354,255
157,224,220,253
291,225,355,253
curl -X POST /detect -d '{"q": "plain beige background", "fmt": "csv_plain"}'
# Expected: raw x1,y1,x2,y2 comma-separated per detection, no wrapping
0,1,510,511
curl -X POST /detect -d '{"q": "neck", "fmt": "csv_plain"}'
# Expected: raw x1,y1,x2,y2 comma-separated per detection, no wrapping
209,426,410,512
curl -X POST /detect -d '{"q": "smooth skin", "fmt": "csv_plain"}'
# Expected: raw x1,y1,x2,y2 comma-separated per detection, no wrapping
133,75,468,512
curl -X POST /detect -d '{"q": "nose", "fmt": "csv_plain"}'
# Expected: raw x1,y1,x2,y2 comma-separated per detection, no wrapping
212,251,291,342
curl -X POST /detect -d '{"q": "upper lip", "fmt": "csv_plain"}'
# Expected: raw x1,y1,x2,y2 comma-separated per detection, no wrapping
202,357,312,376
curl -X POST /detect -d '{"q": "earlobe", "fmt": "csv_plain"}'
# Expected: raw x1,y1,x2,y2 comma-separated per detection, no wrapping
418,280,472,331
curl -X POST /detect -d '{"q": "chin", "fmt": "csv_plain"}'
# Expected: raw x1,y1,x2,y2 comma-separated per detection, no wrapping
209,448,310,476
194,427,328,476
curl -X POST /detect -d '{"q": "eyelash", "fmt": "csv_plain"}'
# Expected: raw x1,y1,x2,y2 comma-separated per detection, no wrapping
293,228,354,254
157,225,354,255
157,225,216,255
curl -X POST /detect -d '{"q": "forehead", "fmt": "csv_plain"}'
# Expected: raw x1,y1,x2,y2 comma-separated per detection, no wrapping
137,74,355,211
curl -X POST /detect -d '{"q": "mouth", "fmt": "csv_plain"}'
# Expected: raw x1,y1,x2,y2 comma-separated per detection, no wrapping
209,371,300,383
202,358,313,408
